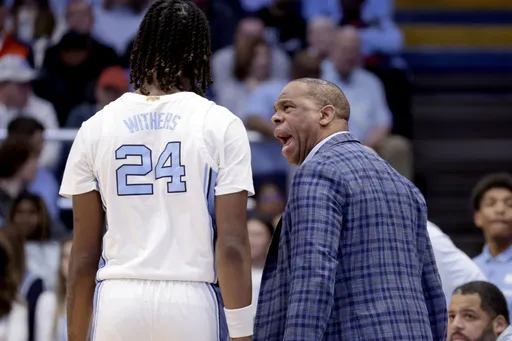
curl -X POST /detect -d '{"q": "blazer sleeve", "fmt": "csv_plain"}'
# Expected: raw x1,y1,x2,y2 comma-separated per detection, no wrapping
283,162,344,341
421,220,449,340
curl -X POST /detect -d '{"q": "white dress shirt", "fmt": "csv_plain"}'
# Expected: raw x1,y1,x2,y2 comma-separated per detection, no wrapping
0,301,28,341
498,325,512,341
427,221,487,304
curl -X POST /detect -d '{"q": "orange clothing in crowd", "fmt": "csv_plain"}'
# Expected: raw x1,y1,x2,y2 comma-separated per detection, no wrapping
0,33,34,66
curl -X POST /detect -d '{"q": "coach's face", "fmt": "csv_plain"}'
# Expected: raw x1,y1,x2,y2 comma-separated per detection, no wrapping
272,81,325,165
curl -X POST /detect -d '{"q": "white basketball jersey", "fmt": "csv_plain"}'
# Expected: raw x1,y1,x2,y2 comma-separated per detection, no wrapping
60,92,254,283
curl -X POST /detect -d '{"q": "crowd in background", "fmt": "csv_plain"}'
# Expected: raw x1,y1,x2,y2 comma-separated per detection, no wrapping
0,0,510,340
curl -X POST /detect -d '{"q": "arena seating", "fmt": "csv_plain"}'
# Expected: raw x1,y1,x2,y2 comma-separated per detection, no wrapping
395,0,512,256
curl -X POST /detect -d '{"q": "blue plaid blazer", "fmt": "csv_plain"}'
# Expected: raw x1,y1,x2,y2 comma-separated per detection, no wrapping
254,133,447,340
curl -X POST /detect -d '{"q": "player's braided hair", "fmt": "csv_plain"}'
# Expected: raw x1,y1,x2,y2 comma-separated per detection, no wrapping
129,0,212,96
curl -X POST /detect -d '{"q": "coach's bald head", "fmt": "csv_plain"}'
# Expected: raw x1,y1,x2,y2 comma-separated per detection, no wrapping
293,78,350,120
271,78,350,165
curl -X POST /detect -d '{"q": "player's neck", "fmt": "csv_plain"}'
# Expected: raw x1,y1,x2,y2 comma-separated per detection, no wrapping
138,75,192,96
136,86,181,97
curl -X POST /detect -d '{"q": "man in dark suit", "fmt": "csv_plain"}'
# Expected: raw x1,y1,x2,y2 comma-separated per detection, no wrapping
254,78,447,340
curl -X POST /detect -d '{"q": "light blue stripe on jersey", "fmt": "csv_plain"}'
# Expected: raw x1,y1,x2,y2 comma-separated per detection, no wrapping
90,281,105,341
204,165,218,283
207,283,229,341
95,175,108,279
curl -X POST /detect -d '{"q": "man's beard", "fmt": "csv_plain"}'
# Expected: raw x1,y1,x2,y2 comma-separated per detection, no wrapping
450,324,496,341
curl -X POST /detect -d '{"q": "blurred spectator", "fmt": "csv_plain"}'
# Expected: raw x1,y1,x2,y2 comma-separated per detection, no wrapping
335,0,413,138
0,0,34,66
255,182,285,220
244,50,321,191
65,66,129,127
247,215,273,309
0,136,38,224
322,26,412,179
92,0,147,55
32,236,72,341
10,0,55,38
211,17,290,96
0,228,28,341
9,192,52,240
54,237,71,340
34,30,119,125
427,221,487,305
216,36,272,117
52,0,97,45
472,173,512,315
239,0,271,13
305,15,336,61
302,0,412,138
202,0,246,52
8,0,55,68
7,117,61,222
302,0,402,59
2,225,45,341
255,0,306,56
448,281,510,341
56,66,129,179
8,193,60,292
0,54,60,170
337,0,402,61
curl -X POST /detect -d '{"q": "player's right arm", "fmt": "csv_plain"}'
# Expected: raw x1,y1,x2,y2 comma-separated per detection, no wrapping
214,118,255,341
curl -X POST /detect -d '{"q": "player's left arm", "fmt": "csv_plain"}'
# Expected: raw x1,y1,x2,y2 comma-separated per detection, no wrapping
283,163,344,341
59,126,103,341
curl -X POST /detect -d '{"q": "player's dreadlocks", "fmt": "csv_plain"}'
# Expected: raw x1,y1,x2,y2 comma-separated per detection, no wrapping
129,0,212,96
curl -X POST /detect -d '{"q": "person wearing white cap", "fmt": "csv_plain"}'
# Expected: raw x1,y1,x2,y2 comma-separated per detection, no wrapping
0,54,60,170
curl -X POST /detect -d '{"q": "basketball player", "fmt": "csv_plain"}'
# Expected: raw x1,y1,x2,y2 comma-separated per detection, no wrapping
59,1,254,340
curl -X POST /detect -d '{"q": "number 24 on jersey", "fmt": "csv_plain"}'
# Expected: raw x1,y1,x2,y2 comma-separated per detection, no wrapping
115,141,186,196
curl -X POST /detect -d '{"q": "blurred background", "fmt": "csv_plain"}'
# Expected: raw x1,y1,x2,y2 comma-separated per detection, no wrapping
0,0,510,339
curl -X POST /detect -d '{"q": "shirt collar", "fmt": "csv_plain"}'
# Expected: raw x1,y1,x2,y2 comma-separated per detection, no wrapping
480,244,512,262
302,131,348,165
497,325,512,341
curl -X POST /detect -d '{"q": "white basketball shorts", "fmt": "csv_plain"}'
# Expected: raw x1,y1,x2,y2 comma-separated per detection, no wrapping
91,279,228,341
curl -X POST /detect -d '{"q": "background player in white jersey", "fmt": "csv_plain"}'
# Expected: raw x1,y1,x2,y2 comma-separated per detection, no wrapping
59,1,255,340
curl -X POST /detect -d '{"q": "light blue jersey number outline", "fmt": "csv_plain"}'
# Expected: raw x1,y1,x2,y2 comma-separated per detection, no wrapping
115,142,186,196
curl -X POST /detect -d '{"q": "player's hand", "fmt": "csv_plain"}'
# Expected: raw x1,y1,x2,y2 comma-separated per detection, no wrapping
232,337,252,341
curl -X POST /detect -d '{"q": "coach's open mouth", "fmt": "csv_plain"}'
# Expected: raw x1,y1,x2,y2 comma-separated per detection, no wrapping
275,132,292,147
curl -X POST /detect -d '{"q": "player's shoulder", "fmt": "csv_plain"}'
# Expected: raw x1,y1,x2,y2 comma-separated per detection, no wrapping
204,98,243,130
79,107,105,134
80,95,128,129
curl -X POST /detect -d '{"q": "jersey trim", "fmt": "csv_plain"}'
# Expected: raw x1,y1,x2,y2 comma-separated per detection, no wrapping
204,164,218,283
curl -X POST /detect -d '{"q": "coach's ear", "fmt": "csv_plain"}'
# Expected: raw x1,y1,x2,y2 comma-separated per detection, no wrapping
319,105,336,126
